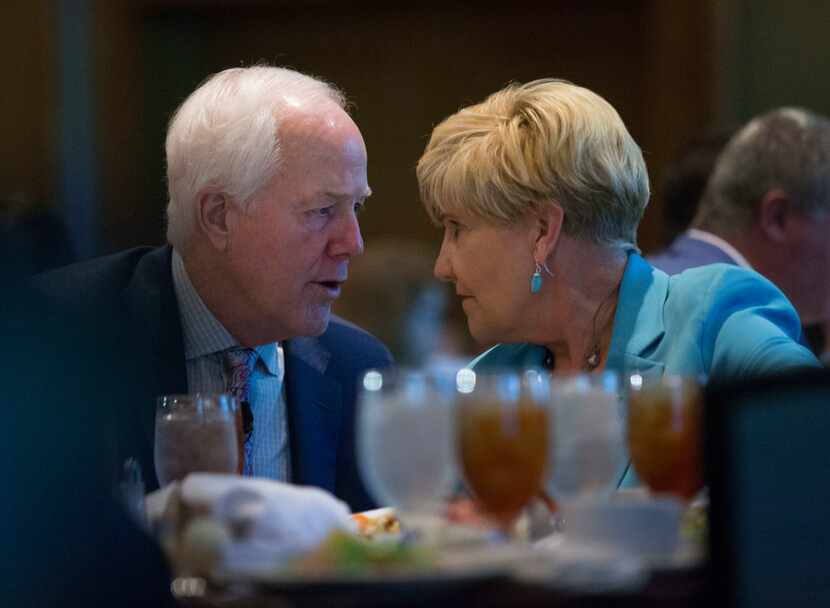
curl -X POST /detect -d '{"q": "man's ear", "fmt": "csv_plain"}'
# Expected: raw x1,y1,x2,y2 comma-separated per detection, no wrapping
197,191,234,251
531,202,564,264
758,189,792,243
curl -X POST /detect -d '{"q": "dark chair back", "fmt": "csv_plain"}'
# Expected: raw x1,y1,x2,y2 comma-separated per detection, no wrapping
706,369,830,607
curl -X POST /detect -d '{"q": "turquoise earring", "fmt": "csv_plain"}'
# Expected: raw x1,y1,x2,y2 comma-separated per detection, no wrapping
531,263,543,294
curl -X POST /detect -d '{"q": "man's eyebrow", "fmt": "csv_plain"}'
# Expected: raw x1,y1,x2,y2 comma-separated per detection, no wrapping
322,188,372,200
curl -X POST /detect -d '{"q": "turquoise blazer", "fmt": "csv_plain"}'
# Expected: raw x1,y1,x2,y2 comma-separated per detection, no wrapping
471,253,819,486
473,253,817,379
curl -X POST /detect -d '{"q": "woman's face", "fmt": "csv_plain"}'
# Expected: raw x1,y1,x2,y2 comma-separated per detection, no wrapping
434,209,535,345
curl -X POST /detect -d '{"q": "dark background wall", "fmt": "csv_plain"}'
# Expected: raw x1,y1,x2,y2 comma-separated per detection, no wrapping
4,0,722,260
716,0,830,126
16,1,830,260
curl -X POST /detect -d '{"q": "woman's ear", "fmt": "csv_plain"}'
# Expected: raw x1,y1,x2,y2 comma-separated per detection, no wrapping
532,202,564,263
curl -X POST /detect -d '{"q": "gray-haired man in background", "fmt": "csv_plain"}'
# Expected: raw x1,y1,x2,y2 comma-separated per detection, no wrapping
650,108,830,357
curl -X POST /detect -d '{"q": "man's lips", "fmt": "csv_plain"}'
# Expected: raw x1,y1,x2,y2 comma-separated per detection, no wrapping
314,280,345,295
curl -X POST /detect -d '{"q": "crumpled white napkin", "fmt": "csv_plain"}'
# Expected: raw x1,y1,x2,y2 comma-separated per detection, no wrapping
146,474,355,575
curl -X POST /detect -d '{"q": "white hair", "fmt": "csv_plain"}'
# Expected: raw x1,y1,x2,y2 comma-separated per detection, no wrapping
165,66,347,250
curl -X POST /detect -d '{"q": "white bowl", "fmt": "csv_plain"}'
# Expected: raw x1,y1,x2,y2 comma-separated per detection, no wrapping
560,494,683,561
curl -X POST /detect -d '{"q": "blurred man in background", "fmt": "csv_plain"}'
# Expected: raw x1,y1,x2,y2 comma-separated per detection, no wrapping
33,65,391,511
652,109,830,358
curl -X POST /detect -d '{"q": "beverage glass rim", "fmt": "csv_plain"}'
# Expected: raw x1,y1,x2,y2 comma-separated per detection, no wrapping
627,373,707,391
156,393,238,411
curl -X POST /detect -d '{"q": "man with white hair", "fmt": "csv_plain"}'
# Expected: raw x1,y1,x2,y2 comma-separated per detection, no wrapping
35,66,391,510
651,108,830,355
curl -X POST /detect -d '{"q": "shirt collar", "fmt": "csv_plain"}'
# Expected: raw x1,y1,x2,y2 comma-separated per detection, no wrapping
170,250,282,376
686,229,753,269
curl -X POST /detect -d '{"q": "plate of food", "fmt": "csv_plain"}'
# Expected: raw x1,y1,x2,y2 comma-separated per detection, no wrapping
351,507,402,540
225,510,524,596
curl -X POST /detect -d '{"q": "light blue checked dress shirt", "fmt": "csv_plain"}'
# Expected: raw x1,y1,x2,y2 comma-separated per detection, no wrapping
171,250,291,481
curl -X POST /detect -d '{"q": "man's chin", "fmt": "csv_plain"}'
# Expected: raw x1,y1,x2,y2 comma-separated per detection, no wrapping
299,308,331,337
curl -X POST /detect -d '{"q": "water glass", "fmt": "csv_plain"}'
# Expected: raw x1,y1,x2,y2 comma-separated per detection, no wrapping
357,368,457,521
154,394,239,487
546,372,627,503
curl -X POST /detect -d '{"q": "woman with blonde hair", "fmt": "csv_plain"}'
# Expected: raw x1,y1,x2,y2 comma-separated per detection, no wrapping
417,79,816,385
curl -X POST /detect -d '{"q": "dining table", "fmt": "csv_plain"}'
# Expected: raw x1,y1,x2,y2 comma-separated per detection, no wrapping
178,562,709,608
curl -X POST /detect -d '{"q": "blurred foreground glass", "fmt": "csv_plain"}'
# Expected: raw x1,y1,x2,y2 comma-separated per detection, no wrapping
154,394,239,487
546,372,627,503
357,368,457,520
456,369,549,531
627,375,703,501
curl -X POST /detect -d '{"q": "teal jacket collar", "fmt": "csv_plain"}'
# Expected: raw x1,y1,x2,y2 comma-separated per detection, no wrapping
605,253,667,380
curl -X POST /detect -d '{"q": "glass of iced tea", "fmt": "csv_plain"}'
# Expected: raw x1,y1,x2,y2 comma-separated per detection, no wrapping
627,375,703,501
456,369,550,532
154,394,240,487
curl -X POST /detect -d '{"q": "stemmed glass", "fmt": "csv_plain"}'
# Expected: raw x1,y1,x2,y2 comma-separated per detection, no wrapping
546,371,628,507
627,375,704,501
154,394,240,487
356,368,457,536
455,369,550,534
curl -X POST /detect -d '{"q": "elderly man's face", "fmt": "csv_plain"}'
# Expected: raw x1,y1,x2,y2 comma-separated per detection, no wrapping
225,103,370,342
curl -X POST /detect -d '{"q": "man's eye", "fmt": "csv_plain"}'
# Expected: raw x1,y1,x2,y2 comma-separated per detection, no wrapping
310,206,334,218
354,200,366,214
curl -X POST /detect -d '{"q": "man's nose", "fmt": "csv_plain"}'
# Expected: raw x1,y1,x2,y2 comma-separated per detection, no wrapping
331,211,364,258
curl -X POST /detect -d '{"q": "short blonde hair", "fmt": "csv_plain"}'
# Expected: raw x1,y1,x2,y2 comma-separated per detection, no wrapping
165,66,346,250
417,79,650,250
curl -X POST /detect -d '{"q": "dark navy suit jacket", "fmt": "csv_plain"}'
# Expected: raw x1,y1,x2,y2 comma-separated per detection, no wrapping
35,245,392,512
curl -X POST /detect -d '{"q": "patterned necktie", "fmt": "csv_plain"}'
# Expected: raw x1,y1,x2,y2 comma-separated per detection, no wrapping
223,347,258,476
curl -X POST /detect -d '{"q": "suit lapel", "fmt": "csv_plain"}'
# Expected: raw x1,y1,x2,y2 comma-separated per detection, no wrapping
283,336,342,493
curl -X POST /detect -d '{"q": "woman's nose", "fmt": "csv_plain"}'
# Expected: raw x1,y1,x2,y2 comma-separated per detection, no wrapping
433,241,454,283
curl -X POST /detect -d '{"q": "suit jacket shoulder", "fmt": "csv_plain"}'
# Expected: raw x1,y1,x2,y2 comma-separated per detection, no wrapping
321,316,393,372
32,246,165,305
